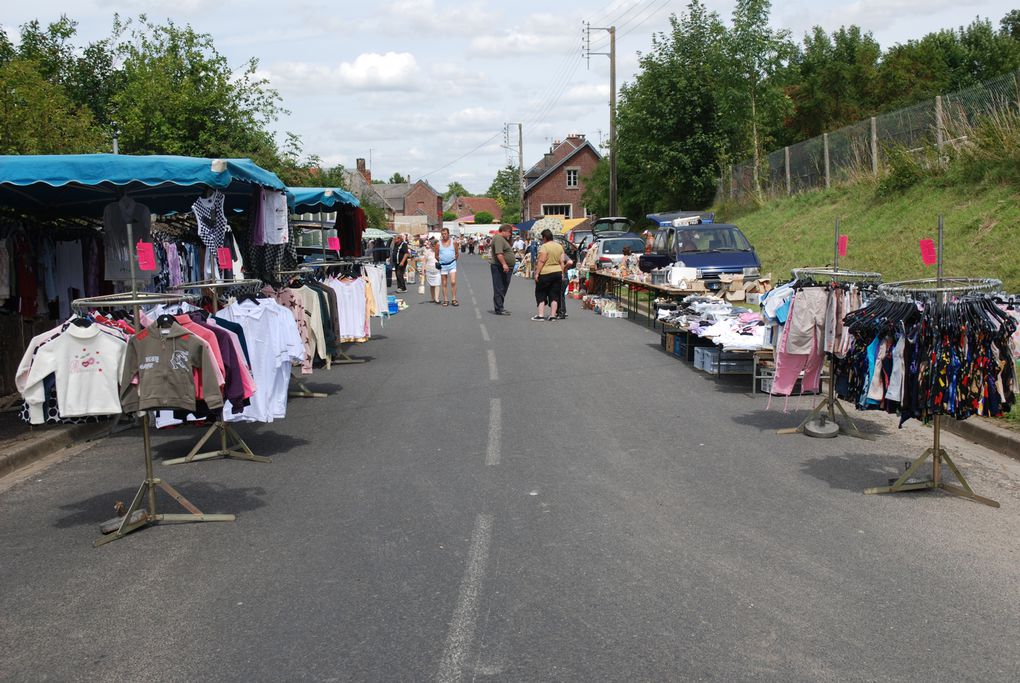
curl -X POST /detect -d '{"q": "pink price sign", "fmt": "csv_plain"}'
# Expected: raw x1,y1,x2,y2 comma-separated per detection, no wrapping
136,241,156,271
919,239,937,266
327,236,341,251
837,234,848,257
217,247,233,272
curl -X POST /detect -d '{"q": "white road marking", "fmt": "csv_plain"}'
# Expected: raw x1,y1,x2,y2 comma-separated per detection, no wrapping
437,513,494,683
486,398,501,466
470,295,477,306
487,350,498,381
475,307,482,320
479,323,491,342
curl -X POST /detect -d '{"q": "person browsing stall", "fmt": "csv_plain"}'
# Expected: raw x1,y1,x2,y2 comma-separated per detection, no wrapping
532,228,570,321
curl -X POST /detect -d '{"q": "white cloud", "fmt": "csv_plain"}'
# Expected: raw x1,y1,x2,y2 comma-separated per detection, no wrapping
448,107,502,127
564,83,609,105
263,52,422,93
468,28,578,56
383,0,499,35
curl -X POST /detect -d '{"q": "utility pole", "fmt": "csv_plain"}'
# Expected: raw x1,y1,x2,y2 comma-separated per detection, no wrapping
504,122,526,221
585,23,617,216
518,123,525,222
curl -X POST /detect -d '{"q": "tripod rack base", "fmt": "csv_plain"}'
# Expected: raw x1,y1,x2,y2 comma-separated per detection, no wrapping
863,447,999,508
162,421,270,466
777,396,870,439
94,477,235,547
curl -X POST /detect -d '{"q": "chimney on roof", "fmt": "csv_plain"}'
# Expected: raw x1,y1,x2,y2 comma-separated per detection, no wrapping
356,158,371,183
566,133,585,144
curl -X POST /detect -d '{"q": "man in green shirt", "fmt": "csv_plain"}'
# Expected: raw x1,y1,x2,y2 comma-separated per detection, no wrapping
490,224,514,316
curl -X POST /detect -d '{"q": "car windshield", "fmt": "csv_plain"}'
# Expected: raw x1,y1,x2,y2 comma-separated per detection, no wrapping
594,219,632,233
570,230,592,245
600,238,646,254
675,226,752,252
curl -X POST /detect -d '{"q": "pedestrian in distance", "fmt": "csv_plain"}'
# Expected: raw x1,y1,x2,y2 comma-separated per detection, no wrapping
532,228,570,321
490,224,514,316
391,233,410,292
423,238,441,303
434,226,460,306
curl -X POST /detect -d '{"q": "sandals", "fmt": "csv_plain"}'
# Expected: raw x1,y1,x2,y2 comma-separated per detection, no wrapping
451,300,460,306
442,300,449,306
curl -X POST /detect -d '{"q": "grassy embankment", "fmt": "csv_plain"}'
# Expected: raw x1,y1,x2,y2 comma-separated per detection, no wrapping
720,179,1020,291
714,116,1020,426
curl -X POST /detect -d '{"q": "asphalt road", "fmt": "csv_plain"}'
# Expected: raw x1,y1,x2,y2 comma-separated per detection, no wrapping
2,255,1020,682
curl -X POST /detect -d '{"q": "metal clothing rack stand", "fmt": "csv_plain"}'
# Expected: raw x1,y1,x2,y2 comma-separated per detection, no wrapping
777,266,882,438
776,218,882,438
72,291,235,547
162,277,271,466
863,216,1001,507
274,267,331,398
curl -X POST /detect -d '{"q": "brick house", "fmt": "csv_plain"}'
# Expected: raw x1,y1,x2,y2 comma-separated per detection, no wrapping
522,134,601,221
443,195,503,222
344,159,443,230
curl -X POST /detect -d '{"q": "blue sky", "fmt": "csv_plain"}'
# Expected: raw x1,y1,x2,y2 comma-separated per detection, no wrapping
4,0,1014,194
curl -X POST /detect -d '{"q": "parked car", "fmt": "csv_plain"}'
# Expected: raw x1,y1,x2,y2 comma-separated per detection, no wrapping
637,222,761,290
590,236,647,268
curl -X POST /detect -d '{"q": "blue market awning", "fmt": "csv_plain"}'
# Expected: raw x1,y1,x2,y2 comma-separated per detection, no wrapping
0,154,286,217
286,186,360,213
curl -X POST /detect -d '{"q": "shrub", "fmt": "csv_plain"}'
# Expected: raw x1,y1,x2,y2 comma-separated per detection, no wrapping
474,211,494,224
876,146,924,197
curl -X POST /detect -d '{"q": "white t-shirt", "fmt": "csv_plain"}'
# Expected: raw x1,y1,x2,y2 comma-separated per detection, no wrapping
512,238,525,251
261,190,290,244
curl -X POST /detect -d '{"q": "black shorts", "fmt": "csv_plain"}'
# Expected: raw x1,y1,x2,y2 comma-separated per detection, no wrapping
535,272,562,305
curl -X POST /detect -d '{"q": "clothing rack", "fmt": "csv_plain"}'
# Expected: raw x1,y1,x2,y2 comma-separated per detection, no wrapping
864,216,1002,507
71,291,235,546
269,269,332,398
777,267,883,438
307,258,372,365
161,278,270,466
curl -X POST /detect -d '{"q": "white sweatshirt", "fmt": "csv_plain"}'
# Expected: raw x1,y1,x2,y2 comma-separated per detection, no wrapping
22,325,127,424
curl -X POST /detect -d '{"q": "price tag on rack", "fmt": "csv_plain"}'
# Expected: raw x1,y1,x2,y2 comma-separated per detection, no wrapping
837,234,848,257
327,236,341,251
217,247,233,272
136,241,156,271
919,239,937,266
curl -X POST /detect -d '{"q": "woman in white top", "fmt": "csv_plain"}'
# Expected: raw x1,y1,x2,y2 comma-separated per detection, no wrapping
423,238,441,303
433,227,460,306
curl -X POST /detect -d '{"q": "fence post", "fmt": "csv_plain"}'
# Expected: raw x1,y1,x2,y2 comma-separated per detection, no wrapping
783,145,791,195
729,165,734,200
935,95,944,163
870,116,878,176
823,133,831,189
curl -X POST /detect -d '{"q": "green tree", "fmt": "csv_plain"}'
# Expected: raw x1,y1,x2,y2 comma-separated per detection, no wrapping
443,210,457,221
112,17,284,160
474,211,494,224
787,26,881,139
388,172,408,183
614,1,730,215
581,157,609,218
0,58,103,153
724,0,795,196
486,165,521,222
444,181,471,199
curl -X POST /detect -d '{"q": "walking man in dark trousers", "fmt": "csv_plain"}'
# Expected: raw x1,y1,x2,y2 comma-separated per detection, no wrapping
490,224,514,315
392,234,409,292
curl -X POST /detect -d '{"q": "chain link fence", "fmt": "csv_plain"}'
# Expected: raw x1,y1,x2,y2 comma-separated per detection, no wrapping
721,70,1020,202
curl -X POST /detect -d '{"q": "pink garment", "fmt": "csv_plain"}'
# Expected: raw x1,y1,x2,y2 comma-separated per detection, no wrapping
771,296,825,397
172,315,226,400
264,285,313,374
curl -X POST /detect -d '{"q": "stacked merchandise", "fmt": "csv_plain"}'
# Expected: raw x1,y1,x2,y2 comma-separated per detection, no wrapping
660,296,766,351
838,296,1016,424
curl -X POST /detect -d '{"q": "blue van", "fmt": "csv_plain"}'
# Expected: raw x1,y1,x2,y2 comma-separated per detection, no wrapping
637,219,761,290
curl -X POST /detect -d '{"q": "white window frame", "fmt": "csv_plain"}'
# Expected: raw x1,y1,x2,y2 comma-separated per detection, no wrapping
541,204,572,218
565,167,579,188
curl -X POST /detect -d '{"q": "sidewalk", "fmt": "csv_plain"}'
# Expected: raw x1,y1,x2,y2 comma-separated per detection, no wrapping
0,408,111,479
